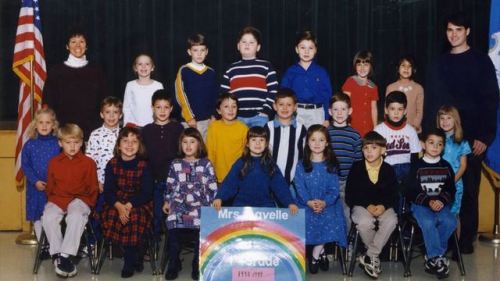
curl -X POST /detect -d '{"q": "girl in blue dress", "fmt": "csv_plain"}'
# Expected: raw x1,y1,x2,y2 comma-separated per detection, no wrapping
21,108,60,245
437,105,471,215
294,124,347,274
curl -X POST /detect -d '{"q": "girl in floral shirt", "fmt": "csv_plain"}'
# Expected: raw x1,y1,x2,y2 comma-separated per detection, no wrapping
162,128,217,280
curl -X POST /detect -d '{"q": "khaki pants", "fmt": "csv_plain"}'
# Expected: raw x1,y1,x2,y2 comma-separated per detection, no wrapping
42,198,90,256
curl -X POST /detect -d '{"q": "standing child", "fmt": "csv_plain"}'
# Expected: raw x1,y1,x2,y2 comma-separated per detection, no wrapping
86,96,122,239
407,128,457,279
175,34,218,139
21,108,60,247
281,31,333,128
294,125,347,274
100,127,154,278
342,50,379,137
123,53,164,127
206,93,248,183
264,88,306,191
213,126,298,212
436,105,471,215
327,93,362,227
142,90,184,240
385,55,424,133
221,26,278,127
162,128,218,280
375,91,421,185
42,124,98,278
345,131,398,279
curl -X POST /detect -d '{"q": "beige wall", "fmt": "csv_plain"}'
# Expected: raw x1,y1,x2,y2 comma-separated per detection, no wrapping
0,129,496,232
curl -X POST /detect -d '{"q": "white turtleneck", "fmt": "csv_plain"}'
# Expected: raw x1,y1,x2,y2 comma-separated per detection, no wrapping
64,54,88,68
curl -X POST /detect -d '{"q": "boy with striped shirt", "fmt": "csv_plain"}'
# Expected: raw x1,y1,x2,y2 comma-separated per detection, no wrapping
221,26,278,127
327,93,362,226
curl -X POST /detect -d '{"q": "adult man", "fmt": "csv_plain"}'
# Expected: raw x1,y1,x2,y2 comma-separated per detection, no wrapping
425,12,499,254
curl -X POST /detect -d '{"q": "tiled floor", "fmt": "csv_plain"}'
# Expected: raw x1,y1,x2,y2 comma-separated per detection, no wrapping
0,232,498,281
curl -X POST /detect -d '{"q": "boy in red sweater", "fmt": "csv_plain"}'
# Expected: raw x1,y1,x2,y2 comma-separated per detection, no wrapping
42,123,98,278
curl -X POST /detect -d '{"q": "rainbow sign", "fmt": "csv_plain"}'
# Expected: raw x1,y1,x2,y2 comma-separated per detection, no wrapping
200,207,305,281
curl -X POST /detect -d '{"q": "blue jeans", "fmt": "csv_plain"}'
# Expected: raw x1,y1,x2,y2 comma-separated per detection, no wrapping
411,204,457,258
238,115,268,128
154,180,167,240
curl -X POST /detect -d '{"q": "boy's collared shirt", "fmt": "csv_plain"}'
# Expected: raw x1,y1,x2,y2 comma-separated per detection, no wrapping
86,124,120,184
273,116,298,128
46,151,98,210
366,159,383,184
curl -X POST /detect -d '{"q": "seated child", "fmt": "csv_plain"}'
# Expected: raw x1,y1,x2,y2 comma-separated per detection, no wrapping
213,126,298,212
175,34,218,139
206,92,248,183
163,128,218,280
294,125,347,274
407,128,457,279
100,127,154,278
42,124,98,278
328,92,362,227
264,88,306,193
346,131,398,279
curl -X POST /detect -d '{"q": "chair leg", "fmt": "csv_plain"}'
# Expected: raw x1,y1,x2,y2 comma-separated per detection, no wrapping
404,225,414,277
159,232,169,275
337,246,347,275
453,231,466,276
33,230,47,274
397,224,408,268
95,239,108,275
147,233,158,275
348,230,359,276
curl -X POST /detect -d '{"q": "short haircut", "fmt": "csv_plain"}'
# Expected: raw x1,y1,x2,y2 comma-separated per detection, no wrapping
133,53,155,69
353,50,374,76
422,127,446,143
295,30,317,47
385,91,407,109
275,88,297,104
187,33,207,49
238,26,261,45
329,92,351,108
445,12,471,29
100,96,123,112
396,55,416,80
28,107,59,139
58,123,83,141
66,26,87,44
216,92,238,109
178,127,207,159
113,127,146,158
362,131,386,148
151,89,173,106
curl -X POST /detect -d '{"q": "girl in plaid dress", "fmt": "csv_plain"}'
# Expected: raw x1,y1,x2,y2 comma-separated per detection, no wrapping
101,127,154,278
162,128,218,280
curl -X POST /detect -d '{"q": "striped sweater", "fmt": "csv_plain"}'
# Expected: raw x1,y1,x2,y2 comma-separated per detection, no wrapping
327,125,362,181
221,59,278,117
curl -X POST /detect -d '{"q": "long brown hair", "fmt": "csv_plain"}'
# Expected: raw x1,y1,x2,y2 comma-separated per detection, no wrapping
436,105,463,143
113,127,146,158
302,125,338,173
239,127,275,178
178,127,207,159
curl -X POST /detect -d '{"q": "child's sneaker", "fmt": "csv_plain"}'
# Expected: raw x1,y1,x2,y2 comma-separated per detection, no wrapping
435,256,449,279
308,258,319,274
319,252,329,271
54,255,77,278
359,255,378,279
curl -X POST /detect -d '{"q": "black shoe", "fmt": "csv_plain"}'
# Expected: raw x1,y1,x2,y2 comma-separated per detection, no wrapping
191,270,199,280
460,244,474,254
319,253,329,271
121,269,134,278
39,247,51,260
55,256,77,278
165,270,178,280
309,258,319,274
134,262,144,273
435,256,450,279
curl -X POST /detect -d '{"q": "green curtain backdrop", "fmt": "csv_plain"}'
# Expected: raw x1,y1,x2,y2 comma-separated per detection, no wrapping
0,0,492,122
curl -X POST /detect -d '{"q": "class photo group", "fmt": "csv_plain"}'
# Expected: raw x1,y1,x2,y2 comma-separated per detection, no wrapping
20,8,499,281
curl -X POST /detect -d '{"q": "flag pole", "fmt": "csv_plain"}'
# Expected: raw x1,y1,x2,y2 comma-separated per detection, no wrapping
16,59,38,246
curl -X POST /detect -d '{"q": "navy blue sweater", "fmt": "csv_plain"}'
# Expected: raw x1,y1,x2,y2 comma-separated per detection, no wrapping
216,157,295,207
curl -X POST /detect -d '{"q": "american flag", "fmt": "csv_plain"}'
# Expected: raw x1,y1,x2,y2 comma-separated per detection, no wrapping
12,0,47,186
